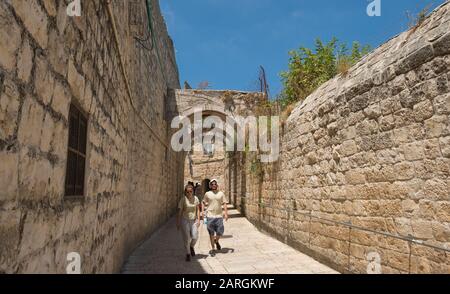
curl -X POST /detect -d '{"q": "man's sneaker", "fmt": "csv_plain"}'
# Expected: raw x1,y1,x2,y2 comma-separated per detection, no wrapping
215,240,221,250
190,247,196,257
186,254,191,262
209,250,216,257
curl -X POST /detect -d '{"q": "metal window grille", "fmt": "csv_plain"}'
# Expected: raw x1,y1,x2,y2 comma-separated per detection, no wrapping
65,104,88,197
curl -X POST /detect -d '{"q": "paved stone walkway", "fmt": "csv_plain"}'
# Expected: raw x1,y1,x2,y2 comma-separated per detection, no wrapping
121,207,339,274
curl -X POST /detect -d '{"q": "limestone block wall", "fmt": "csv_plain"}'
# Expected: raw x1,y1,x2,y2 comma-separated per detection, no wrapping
0,0,182,273
176,90,266,203
171,89,266,118
184,146,226,193
241,2,450,273
227,152,247,211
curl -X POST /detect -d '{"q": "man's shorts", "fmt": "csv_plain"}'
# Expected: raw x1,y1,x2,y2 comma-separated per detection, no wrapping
206,217,224,236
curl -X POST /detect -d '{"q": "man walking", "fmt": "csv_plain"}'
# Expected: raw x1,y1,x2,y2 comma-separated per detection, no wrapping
203,179,228,256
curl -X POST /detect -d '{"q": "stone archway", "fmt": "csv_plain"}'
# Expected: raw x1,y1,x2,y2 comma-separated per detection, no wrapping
168,89,265,120
169,89,267,208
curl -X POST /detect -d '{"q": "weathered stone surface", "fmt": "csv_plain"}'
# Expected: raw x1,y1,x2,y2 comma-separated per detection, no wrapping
17,38,34,84
349,94,370,112
364,103,381,119
11,0,49,49
421,179,449,201
381,97,402,115
50,80,70,119
379,115,395,132
340,140,358,157
440,136,450,157
17,96,45,148
431,221,450,242
0,210,21,273
0,151,19,202
67,58,85,103
40,113,54,153
398,44,435,74
423,139,442,159
433,32,450,56
435,202,450,222
403,141,425,161
413,100,434,122
0,0,183,274
240,2,450,274
56,0,68,36
411,220,434,239
356,119,378,137
345,169,366,185
47,28,68,77
0,1,22,70
34,56,55,105
433,93,450,115
18,146,54,202
0,79,21,140
424,115,449,138
42,0,57,17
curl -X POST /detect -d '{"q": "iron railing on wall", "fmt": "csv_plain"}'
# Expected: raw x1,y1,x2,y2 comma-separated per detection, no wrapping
242,198,450,274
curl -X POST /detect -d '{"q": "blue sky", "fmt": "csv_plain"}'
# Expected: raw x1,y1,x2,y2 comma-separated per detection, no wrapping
160,0,445,97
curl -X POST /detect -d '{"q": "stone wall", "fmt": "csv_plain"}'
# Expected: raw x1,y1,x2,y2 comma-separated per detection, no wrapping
0,0,182,273
171,89,265,119
237,2,450,273
184,145,226,197
175,89,266,203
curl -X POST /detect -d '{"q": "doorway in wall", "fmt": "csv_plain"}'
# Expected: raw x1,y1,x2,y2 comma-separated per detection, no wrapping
202,179,211,196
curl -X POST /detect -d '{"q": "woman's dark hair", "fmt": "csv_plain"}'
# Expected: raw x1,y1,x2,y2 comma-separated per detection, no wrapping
184,184,194,196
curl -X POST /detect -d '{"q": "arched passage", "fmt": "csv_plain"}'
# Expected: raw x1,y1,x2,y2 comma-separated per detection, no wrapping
169,89,266,208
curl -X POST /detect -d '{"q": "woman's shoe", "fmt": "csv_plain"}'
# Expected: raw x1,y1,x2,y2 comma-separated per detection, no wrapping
186,254,191,262
190,247,196,257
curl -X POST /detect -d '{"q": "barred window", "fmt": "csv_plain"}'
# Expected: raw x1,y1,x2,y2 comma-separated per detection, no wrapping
65,104,88,197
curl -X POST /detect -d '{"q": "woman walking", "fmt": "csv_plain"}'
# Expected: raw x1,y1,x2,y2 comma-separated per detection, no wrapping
177,184,201,261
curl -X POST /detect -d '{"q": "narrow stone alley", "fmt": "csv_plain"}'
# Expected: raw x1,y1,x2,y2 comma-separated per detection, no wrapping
1,0,449,275
122,206,338,274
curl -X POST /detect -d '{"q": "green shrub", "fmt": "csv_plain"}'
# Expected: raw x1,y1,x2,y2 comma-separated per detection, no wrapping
279,38,370,109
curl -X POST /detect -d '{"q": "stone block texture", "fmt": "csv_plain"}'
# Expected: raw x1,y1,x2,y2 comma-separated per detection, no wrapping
179,89,265,203
230,2,450,274
0,0,182,273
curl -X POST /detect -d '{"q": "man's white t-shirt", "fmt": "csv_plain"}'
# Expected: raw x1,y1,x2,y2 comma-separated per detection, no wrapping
204,191,227,219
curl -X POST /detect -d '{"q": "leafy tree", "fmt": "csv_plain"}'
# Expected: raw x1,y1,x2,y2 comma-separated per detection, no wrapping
279,38,371,109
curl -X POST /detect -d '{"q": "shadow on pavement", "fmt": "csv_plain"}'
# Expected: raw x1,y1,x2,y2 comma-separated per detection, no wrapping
193,254,209,260
227,213,243,219
121,217,209,274
220,235,234,239
216,248,235,254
